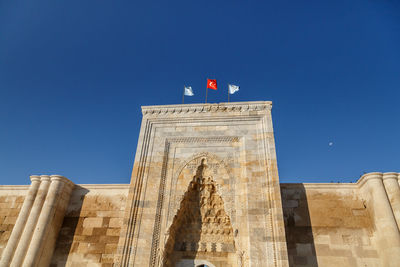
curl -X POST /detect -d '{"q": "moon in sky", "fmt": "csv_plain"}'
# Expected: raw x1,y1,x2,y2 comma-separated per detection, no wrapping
329,142,333,146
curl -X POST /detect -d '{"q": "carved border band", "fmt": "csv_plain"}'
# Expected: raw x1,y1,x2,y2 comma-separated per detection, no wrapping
149,137,240,267
142,101,272,115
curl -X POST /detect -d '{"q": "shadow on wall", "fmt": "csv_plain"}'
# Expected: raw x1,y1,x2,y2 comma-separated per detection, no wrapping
162,159,235,267
281,184,318,267
163,175,203,266
176,259,216,267
50,185,89,266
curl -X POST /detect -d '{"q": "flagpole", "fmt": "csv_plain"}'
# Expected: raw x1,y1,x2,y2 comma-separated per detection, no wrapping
228,84,230,103
205,80,208,103
182,86,185,104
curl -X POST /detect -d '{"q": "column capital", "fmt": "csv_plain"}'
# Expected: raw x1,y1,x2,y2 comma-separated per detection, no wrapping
359,172,383,187
29,175,41,182
383,172,399,181
39,175,51,182
50,175,75,188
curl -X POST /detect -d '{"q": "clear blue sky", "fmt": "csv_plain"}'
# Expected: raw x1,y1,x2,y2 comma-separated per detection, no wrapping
0,0,399,185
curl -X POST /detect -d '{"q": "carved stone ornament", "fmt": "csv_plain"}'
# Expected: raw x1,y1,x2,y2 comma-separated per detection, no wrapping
162,158,236,267
141,101,272,115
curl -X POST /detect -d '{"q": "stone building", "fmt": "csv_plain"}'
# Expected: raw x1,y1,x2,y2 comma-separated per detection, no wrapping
0,101,399,267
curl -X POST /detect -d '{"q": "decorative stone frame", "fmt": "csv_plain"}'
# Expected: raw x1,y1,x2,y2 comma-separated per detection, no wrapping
115,101,289,267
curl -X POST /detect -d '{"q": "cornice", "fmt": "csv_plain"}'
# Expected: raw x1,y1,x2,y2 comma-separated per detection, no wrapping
0,185,30,190
77,184,130,189
280,183,357,190
382,172,399,181
141,101,272,115
357,172,384,188
281,171,400,190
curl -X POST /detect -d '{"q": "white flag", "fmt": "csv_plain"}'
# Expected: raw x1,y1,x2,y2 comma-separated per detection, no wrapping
184,86,194,96
228,84,239,94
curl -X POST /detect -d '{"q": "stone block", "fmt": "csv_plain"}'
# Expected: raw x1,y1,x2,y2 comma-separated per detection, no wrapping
109,217,123,228
100,253,115,263
106,228,121,236
83,217,103,228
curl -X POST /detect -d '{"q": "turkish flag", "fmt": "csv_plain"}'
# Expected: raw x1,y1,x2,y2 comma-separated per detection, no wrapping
207,79,217,90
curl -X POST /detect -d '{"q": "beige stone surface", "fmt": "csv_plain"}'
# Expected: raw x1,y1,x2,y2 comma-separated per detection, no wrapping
0,175,74,267
0,185,27,258
116,102,288,267
281,183,380,267
50,184,129,267
358,173,400,267
281,171,400,267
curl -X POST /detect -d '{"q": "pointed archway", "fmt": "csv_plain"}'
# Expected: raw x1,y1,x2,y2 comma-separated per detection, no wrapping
163,158,237,267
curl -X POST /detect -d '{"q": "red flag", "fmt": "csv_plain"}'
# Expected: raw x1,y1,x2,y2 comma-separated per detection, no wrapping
207,79,217,90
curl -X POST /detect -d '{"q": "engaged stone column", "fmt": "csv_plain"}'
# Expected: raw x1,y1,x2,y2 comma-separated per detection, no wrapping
398,173,400,188
10,175,51,267
360,172,400,266
383,172,400,230
0,176,41,266
0,175,75,267
22,175,74,267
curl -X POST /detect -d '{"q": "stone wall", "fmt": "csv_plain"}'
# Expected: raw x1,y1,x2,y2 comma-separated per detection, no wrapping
1,176,399,267
281,182,384,267
0,186,27,257
50,184,129,267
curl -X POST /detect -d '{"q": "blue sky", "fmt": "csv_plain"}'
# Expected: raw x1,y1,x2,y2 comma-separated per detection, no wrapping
0,0,399,185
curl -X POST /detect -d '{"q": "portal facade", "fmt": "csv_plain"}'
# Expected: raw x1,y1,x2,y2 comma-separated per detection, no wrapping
114,101,288,266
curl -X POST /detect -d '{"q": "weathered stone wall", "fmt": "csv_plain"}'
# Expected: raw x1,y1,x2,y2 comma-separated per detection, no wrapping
1,178,399,267
0,186,27,257
281,183,380,267
50,184,129,267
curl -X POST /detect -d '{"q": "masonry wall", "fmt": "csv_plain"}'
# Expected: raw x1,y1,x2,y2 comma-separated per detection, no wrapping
1,177,399,267
50,184,129,267
0,186,28,258
281,183,380,267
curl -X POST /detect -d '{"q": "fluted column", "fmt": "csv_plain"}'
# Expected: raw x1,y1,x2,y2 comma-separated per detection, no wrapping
383,172,400,230
0,176,41,267
360,172,400,266
398,173,400,188
22,175,74,267
10,175,51,267
0,174,75,267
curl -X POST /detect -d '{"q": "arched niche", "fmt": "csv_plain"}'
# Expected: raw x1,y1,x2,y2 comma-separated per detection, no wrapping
162,158,238,267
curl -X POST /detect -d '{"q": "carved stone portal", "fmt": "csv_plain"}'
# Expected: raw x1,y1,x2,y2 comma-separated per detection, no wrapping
163,158,237,267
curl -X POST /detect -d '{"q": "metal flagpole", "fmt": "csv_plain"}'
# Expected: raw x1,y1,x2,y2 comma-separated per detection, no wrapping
228,84,230,103
205,80,208,103
182,86,185,104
